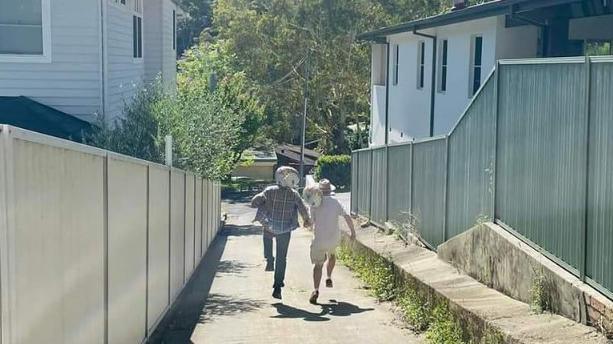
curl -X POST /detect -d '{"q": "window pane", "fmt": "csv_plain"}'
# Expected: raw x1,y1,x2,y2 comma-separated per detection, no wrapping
133,16,138,57
0,0,42,25
473,66,481,94
137,17,142,57
441,66,447,92
0,25,43,54
474,36,483,66
419,66,425,88
442,40,448,66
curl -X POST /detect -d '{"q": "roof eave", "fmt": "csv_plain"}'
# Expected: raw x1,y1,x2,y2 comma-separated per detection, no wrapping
357,0,582,42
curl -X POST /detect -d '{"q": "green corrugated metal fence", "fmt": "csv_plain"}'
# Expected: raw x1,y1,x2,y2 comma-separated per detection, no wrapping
350,56,613,299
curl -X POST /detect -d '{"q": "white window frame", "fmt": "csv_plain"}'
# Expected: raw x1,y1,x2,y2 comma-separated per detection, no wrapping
0,0,52,63
469,35,483,97
437,39,449,93
416,40,425,90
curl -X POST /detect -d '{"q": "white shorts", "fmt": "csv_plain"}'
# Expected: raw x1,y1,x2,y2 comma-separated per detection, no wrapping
310,244,337,264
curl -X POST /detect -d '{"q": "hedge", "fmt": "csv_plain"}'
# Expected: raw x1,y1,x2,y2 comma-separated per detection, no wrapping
314,154,351,190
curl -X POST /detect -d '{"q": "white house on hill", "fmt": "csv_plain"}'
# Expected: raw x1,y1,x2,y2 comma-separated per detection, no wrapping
360,0,613,146
0,0,179,123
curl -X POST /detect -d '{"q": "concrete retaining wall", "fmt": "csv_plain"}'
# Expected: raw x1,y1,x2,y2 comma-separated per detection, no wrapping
0,125,223,344
438,222,613,335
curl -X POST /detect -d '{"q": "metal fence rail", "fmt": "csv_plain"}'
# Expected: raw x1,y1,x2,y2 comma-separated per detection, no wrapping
0,125,223,344
350,56,613,299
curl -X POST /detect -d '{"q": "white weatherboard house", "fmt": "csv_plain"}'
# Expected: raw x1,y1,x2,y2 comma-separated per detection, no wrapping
0,0,179,123
361,0,613,146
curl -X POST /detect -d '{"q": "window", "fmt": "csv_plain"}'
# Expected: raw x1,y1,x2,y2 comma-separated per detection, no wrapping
585,40,612,56
438,39,448,93
133,15,142,58
173,10,176,51
0,0,51,61
469,36,483,96
417,41,425,89
132,0,143,59
392,44,399,86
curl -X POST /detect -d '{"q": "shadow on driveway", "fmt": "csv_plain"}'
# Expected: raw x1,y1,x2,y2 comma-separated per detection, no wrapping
147,224,263,343
271,300,374,322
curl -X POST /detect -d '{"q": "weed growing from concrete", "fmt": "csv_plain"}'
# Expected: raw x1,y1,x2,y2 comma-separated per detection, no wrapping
529,267,552,314
474,328,505,344
397,286,432,332
425,303,464,344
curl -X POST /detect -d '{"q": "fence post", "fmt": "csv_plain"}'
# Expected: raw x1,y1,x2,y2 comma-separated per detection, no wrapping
409,142,415,222
103,152,109,344
443,136,450,242
368,148,374,220
580,56,592,282
493,62,501,222
385,145,390,223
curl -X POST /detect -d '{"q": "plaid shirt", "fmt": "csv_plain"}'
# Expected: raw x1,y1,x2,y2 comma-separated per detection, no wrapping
251,185,310,235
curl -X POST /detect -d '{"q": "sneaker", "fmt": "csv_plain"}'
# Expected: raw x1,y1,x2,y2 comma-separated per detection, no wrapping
325,278,333,288
309,290,319,304
272,287,282,299
265,260,274,272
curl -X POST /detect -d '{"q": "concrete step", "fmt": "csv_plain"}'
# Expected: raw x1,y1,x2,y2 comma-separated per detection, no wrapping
347,225,609,344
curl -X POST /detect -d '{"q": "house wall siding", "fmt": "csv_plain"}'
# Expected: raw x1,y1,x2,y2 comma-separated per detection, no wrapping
144,0,163,83
432,17,497,136
0,0,102,121
161,0,177,89
495,17,539,60
106,2,145,123
387,34,434,143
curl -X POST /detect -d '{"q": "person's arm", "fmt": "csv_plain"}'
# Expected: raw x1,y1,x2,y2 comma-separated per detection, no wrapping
343,215,356,240
251,191,266,208
295,191,312,227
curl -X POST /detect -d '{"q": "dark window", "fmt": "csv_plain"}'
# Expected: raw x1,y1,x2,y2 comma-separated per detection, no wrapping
392,44,399,86
120,0,126,4
133,15,143,58
417,41,425,89
471,36,483,95
439,40,448,92
173,10,176,50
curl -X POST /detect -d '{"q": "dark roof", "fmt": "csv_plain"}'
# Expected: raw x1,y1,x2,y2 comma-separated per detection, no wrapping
275,144,321,166
0,96,93,142
357,0,584,41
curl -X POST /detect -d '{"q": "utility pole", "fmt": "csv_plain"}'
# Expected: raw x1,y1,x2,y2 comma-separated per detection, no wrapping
299,52,309,187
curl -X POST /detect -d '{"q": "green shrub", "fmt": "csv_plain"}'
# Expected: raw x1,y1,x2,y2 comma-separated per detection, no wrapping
314,155,351,190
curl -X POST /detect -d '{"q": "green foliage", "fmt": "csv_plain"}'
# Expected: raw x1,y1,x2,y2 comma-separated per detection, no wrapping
529,268,552,314
337,244,397,301
314,154,351,190
87,85,166,164
176,0,212,54
398,286,432,332
425,303,465,344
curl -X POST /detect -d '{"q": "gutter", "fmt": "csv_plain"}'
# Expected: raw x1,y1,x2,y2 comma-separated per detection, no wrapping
100,0,107,122
384,42,390,145
413,30,437,137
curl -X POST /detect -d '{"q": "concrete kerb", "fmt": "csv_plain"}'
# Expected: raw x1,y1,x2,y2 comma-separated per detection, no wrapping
343,224,609,344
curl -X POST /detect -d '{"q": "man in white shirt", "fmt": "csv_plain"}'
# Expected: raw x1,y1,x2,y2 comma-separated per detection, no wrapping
307,179,356,304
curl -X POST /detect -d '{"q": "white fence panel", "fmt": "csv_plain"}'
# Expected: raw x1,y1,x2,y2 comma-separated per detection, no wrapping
170,170,185,300
195,178,203,261
0,126,223,344
5,129,106,344
147,165,171,333
184,174,195,280
107,156,148,344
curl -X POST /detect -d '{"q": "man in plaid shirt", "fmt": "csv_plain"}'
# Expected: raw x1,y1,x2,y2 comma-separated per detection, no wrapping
252,166,311,299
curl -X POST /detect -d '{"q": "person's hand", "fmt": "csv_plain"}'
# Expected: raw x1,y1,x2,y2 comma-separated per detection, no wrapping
303,219,312,228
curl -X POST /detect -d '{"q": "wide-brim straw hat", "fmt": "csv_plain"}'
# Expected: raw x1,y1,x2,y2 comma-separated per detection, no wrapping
318,179,335,195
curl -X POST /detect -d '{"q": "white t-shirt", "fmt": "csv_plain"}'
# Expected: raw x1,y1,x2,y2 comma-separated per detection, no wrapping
310,196,349,249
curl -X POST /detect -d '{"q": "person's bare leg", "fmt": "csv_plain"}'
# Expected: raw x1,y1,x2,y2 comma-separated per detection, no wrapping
313,263,324,290
326,254,336,279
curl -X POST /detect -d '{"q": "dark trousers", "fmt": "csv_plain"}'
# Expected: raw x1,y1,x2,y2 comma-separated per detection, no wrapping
263,231,292,288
